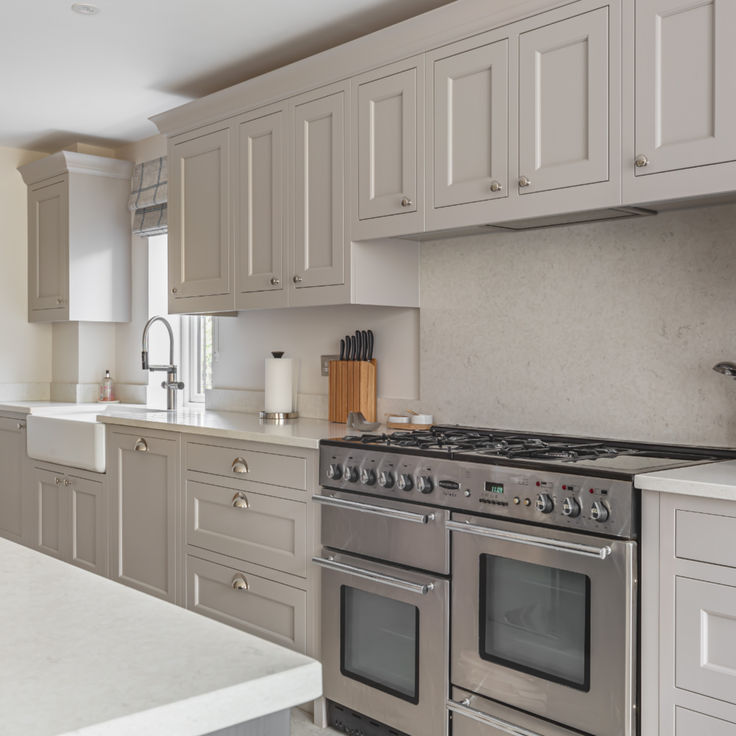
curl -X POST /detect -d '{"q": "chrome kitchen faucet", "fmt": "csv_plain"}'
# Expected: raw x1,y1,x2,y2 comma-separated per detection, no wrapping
141,315,184,410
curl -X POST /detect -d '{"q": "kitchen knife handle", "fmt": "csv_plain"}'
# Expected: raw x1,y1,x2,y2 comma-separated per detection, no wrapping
339,338,345,361
367,330,374,361
355,330,363,362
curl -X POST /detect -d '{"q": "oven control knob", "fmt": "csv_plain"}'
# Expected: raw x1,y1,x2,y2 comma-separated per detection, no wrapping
417,476,434,494
562,497,581,518
344,465,359,483
378,471,395,488
397,473,414,491
591,501,610,522
535,493,554,513
326,463,342,480
360,468,377,486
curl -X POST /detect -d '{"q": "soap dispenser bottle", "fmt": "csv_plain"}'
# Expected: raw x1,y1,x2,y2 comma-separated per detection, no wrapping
99,370,115,402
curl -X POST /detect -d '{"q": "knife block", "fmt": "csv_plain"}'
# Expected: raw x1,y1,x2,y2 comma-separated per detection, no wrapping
328,360,377,423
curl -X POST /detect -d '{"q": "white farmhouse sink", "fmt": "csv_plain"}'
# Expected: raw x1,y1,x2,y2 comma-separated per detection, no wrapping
26,404,167,473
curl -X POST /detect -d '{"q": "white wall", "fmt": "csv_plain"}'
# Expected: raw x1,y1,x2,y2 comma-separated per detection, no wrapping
419,203,736,446
0,146,52,400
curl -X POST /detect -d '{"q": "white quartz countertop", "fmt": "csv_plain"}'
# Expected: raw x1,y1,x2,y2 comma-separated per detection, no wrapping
0,538,321,736
635,460,736,501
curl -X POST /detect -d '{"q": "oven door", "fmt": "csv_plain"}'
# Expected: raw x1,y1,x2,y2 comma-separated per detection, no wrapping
313,550,448,736
449,514,637,736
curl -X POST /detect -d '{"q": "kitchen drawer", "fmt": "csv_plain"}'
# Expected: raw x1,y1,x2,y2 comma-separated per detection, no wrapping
186,440,307,490
676,707,736,736
187,555,307,652
675,576,736,706
676,509,736,569
187,480,307,576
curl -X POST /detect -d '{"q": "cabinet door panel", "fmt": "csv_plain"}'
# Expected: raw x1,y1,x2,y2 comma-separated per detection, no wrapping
28,179,68,314
32,469,67,559
434,39,508,208
635,0,736,174
0,418,25,543
237,111,285,296
676,707,736,736
358,67,417,218
70,476,107,576
519,7,609,193
169,127,232,304
293,91,345,289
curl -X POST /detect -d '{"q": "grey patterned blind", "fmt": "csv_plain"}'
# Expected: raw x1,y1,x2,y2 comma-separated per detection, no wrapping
129,157,168,236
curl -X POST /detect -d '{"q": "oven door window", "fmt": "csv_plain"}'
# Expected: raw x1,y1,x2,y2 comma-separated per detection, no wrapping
479,555,590,691
340,586,419,703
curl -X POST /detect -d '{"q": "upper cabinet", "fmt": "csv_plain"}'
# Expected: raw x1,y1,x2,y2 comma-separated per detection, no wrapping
624,0,736,203
351,58,424,240
18,152,132,323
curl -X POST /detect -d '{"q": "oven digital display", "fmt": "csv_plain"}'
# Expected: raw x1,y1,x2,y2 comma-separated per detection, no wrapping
485,482,504,494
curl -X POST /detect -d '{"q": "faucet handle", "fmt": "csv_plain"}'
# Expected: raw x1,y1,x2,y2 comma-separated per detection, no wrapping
161,380,185,390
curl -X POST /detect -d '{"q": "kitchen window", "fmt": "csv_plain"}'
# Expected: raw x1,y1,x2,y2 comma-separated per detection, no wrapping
185,315,214,403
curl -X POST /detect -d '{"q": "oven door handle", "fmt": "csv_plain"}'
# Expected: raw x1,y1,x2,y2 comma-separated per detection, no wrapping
448,698,545,736
312,555,437,595
446,520,613,559
313,494,436,524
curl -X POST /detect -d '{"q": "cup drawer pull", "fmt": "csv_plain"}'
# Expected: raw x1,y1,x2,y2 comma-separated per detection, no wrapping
231,574,249,591
232,457,249,474
232,492,249,510
134,438,148,452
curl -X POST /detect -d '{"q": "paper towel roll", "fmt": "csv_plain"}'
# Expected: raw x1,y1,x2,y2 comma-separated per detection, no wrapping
264,358,296,413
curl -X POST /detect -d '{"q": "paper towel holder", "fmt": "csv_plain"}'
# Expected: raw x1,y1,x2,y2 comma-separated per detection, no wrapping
261,351,299,422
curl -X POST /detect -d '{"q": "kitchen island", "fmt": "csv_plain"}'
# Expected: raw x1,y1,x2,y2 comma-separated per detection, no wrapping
0,537,321,736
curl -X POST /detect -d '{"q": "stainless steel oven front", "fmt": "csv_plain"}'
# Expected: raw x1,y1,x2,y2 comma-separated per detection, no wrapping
448,513,637,736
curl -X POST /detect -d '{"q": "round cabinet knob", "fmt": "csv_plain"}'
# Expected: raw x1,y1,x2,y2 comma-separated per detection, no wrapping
56,297,64,305
270,276,280,286
562,497,581,518
519,176,532,188
591,501,610,522
293,275,303,284
55,477,63,486
378,470,395,489
344,465,359,483
397,473,414,491
232,492,249,510
400,197,413,208
489,180,503,193
326,463,342,480
634,154,649,168
231,574,249,591
171,287,178,294
360,468,377,486
417,476,434,494
535,493,554,514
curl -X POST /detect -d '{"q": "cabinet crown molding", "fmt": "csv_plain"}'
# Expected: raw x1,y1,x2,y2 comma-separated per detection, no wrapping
18,151,133,186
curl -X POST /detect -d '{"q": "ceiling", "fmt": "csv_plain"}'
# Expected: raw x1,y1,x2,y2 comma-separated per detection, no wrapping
2,0,454,153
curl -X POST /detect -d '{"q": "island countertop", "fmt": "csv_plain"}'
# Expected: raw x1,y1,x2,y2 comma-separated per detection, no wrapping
0,538,321,736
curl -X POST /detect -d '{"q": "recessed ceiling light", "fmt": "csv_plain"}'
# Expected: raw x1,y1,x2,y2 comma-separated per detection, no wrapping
71,3,100,15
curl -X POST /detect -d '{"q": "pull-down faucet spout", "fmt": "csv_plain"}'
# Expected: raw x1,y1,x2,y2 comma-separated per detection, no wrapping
141,316,184,410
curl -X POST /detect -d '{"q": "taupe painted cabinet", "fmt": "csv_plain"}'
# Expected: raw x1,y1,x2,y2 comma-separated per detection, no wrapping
18,151,133,323
29,465,107,577
0,416,26,545
642,491,736,735
109,428,181,603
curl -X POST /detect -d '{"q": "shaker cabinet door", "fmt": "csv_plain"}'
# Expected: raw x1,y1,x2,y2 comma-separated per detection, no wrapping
433,38,509,209
31,468,68,560
236,110,286,300
635,0,736,176
292,90,345,289
518,7,610,194
69,475,107,577
168,125,233,311
0,417,26,544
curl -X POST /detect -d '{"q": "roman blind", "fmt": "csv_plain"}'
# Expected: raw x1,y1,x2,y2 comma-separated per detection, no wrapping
129,157,168,236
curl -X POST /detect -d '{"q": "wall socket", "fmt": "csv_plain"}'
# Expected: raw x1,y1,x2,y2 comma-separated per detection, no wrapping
321,355,340,376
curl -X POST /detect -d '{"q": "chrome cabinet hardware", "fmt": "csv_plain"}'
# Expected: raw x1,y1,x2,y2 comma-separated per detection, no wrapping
446,520,612,559
312,555,436,595
518,175,532,188
400,196,413,208
270,276,280,286
133,438,148,453
16,422,24,431
55,477,63,485
231,574,249,591
313,494,435,524
231,457,249,474
292,275,303,283
447,699,544,736
171,287,178,294
56,297,65,305
634,154,649,168
490,180,503,192
232,492,249,509
64,479,72,487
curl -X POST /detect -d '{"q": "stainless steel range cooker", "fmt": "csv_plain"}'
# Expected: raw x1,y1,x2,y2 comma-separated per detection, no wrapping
313,426,731,736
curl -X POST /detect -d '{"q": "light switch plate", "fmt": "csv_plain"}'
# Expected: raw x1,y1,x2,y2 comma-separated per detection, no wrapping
321,355,340,376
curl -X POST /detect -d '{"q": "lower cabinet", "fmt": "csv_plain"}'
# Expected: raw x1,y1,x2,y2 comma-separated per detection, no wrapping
0,415,27,544
29,465,107,576
108,428,181,604
642,491,736,735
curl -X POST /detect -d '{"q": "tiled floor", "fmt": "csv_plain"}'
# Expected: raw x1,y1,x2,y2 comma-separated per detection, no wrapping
291,707,341,735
